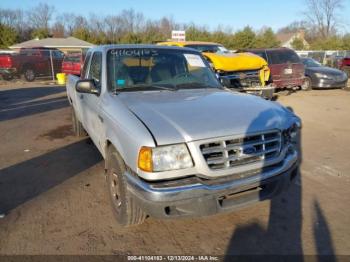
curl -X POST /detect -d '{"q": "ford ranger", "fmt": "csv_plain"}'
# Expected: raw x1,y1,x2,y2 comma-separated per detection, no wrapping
66,45,301,226
157,41,274,99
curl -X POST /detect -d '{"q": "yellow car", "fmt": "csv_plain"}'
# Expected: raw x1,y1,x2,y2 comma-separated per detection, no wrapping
157,41,274,99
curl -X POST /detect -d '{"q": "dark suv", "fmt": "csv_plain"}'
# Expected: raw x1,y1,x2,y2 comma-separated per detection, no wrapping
246,48,305,89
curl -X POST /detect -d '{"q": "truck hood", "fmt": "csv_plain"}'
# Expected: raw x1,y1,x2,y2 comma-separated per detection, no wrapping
118,89,295,145
203,52,268,72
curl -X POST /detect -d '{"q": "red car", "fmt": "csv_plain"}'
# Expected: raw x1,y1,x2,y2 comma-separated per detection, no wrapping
246,48,305,90
61,53,84,76
0,47,64,81
339,57,350,75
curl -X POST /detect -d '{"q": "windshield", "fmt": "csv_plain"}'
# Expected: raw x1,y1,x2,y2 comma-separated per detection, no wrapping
268,50,300,64
107,48,221,92
184,44,229,54
302,58,322,68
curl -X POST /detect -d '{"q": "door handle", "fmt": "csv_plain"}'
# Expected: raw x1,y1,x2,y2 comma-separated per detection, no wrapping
98,115,104,123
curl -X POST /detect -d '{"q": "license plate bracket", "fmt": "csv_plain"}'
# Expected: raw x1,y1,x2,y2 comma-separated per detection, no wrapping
284,68,293,75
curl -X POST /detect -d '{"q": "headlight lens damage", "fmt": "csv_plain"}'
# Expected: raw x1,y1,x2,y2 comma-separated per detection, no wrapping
283,121,301,145
138,144,193,172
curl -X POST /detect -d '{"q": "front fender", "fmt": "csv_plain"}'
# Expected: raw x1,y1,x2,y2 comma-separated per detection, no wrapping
101,94,156,173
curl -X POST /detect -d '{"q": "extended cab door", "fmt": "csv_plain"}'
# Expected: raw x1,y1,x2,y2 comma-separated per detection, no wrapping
80,51,104,150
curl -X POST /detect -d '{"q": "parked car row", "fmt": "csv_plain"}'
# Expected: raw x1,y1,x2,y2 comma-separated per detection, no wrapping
0,48,84,82
159,42,349,98
1,44,348,94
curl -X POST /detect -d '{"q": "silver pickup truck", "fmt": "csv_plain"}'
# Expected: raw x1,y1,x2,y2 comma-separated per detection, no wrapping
67,45,301,226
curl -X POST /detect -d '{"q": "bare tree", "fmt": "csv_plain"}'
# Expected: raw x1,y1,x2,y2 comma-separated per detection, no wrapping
104,15,124,43
158,17,177,36
54,13,77,36
0,8,25,30
51,21,65,37
304,0,344,38
0,8,31,41
278,21,309,34
27,3,55,30
120,9,145,33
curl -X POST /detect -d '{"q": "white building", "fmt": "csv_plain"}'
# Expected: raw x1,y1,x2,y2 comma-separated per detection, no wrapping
276,30,310,50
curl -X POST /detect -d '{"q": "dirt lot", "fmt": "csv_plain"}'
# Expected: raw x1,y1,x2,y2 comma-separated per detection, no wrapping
0,82,349,257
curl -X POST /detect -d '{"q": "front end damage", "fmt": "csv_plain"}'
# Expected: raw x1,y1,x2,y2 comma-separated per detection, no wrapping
205,52,275,99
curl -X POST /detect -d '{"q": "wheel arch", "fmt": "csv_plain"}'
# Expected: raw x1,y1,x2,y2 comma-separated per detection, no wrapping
103,138,127,171
21,62,34,72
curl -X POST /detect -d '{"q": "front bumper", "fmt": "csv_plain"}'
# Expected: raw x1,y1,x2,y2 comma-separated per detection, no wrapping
226,84,275,99
273,77,304,88
312,77,348,88
126,149,298,219
219,73,274,99
241,85,275,99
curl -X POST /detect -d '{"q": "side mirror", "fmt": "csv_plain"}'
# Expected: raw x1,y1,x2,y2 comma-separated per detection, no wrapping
75,79,99,95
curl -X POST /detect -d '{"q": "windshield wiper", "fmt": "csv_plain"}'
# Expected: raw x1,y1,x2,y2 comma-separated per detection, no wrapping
175,82,218,89
147,84,178,91
114,84,177,94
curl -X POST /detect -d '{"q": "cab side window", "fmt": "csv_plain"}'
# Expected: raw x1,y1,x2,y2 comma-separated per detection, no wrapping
88,52,103,90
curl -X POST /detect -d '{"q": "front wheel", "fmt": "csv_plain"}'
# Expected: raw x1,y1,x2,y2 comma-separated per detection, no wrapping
301,77,312,91
23,68,36,82
106,147,147,226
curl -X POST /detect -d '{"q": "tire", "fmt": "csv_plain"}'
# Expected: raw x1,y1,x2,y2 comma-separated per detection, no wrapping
71,108,86,137
106,146,147,226
301,77,312,91
2,74,13,81
23,67,36,82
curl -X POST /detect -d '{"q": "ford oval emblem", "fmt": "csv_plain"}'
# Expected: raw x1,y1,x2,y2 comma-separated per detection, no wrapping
243,146,257,155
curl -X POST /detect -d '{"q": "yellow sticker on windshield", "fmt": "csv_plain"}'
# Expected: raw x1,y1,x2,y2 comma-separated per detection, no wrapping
184,54,206,68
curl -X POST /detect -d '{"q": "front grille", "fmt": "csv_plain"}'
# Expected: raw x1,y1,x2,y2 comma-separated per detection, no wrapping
200,131,282,170
220,70,261,88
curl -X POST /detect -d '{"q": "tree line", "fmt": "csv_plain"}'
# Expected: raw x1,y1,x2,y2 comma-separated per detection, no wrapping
0,0,349,50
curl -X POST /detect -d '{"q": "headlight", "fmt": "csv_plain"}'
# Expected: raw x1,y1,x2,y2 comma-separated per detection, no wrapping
138,144,193,172
284,121,301,145
315,73,332,79
289,123,299,140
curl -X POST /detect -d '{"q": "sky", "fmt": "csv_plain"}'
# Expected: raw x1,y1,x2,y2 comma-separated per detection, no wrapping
1,0,350,32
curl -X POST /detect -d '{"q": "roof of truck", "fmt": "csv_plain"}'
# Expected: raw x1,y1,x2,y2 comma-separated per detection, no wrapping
92,44,200,53
157,41,221,47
